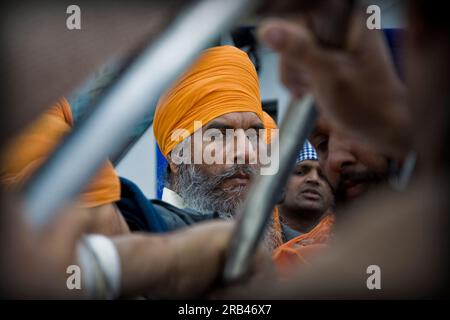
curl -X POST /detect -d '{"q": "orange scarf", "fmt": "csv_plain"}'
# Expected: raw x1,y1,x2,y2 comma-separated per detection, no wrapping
265,206,284,250
0,98,120,208
272,213,335,277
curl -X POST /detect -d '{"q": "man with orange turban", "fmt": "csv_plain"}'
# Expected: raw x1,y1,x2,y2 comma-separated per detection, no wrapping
154,45,263,217
151,45,283,249
1,45,281,247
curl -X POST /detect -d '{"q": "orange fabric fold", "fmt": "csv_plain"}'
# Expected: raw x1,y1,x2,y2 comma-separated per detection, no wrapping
262,111,277,144
273,214,335,277
0,98,120,208
154,45,263,157
269,206,284,249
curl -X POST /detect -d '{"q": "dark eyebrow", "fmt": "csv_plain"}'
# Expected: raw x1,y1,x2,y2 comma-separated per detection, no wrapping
203,121,265,132
297,163,313,170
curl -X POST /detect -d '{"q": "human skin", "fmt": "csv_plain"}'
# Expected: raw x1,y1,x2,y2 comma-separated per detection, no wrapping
280,160,333,233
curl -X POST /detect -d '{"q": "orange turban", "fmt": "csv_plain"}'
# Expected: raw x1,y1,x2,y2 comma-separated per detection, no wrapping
262,111,277,144
154,45,263,157
0,98,120,208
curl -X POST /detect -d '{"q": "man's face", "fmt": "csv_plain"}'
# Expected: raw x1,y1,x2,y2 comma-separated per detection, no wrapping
310,116,390,203
283,160,333,216
194,112,265,189
170,112,265,216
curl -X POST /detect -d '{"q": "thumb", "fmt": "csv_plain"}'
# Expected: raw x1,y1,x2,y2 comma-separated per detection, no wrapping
258,19,342,75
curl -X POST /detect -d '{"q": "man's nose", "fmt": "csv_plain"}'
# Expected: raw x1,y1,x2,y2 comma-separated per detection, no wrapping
305,169,320,185
234,130,257,164
326,135,357,180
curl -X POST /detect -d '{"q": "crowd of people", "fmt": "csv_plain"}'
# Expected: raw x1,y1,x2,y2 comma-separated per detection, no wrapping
0,0,448,299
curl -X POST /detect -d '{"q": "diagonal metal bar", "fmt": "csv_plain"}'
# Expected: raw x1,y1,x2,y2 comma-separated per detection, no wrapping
224,0,356,282
224,95,317,281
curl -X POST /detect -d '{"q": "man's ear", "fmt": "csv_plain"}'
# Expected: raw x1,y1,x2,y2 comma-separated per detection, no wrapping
166,154,179,175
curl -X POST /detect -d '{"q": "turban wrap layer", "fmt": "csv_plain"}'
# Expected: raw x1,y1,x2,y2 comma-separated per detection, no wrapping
262,111,277,144
154,45,264,157
0,98,120,208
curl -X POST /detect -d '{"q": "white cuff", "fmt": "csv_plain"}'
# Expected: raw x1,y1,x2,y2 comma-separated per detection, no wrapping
77,234,121,299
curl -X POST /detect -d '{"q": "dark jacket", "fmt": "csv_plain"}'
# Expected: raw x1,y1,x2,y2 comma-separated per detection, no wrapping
116,177,219,233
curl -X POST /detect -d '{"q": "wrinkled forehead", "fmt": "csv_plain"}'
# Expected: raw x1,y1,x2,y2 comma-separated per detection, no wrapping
202,111,264,131
296,159,320,169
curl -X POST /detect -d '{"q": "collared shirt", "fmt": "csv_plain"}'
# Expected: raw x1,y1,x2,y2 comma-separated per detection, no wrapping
281,223,302,242
161,187,186,209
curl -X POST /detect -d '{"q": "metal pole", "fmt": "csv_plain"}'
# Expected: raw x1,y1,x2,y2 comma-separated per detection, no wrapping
223,0,356,282
224,95,317,281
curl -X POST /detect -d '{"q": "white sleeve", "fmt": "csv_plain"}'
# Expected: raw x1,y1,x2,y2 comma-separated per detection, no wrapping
76,234,121,299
